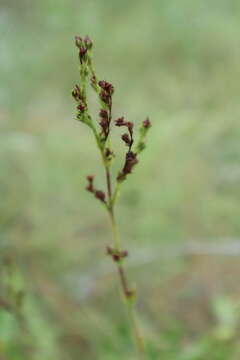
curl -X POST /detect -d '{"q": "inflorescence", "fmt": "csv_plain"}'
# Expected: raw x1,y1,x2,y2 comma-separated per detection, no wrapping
72,35,151,208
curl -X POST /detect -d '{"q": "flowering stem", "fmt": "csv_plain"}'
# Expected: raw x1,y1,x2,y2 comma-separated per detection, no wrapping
72,35,151,358
104,166,145,356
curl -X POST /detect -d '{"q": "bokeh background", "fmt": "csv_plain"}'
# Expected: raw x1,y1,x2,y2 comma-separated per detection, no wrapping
1,0,240,359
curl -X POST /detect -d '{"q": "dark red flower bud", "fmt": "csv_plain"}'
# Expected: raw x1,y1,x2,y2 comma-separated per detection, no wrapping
99,118,109,137
105,83,114,95
79,46,87,57
79,47,88,64
94,190,106,203
77,103,85,112
98,80,107,89
121,133,131,145
113,254,120,261
98,80,114,95
72,84,82,101
86,175,94,192
99,109,109,137
117,151,138,181
115,117,126,126
106,246,128,262
143,117,151,128
98,81,114,106
125,151,138,171
100,90,111,105
75,36,82,48
99,109,108,119
84,35,93,49
126,121,134,131
87,175,94,182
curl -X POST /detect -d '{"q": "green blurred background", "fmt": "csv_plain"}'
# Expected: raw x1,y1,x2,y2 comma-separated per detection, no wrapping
1,0,240,359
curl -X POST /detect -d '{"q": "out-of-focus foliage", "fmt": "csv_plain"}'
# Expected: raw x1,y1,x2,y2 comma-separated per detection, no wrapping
1,0,240,359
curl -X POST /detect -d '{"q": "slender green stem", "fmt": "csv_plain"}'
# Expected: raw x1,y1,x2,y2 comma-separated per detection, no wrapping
109,208,120,250
105,166,112,200
92,137,146,356
108,202,145,357
127,301,145,357
111,182,120,208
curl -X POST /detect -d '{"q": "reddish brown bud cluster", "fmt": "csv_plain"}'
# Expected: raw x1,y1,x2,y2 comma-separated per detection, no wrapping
84,35,93,50
86,176,106,203
99,109,110,139
86,175,94,192
72,84,83,102
105,148,114,160
98,80,114,107
121,133,131,145
115,117,138,181
115,117,133,130
98,80,114,141
98,81,114,140
98,80,114,94
117,151,138,182
106,246,128,262
95,190,106,203
75,35,93,64
143,117,151,129
115,117,125,126
77,103,85,112
99,109,108,118
72,84,86,116
115,117,134,149
79,46,87,62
